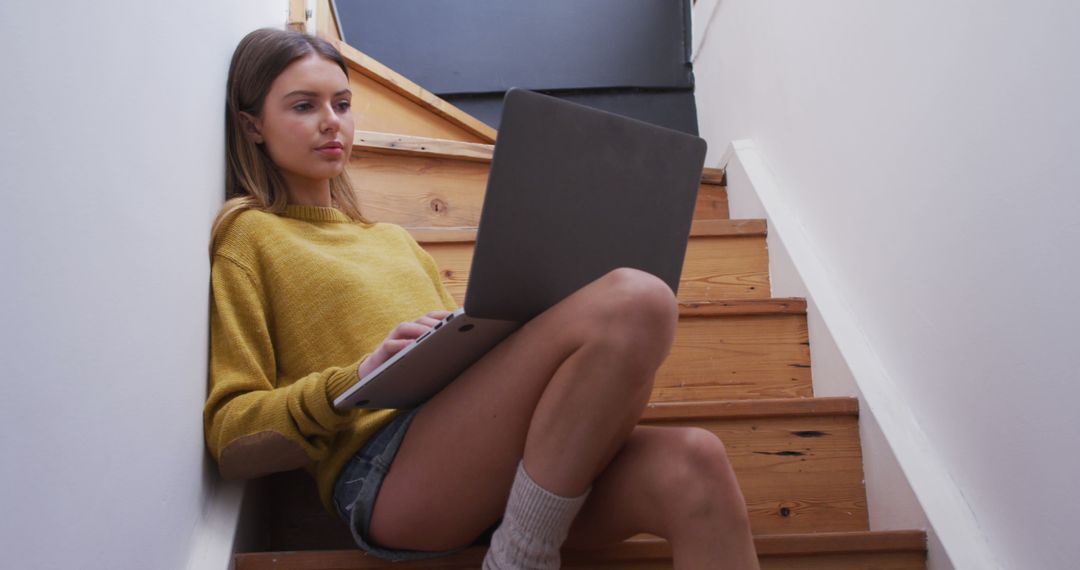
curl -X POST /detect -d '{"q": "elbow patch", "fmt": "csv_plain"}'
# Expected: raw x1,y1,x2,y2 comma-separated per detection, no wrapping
218,431,311,480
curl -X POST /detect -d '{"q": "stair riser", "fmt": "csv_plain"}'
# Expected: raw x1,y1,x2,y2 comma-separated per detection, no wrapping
349,151,730,228
422,235,770,305
237,550,924,570
235,528,929,569
659,313,812,401
561,553,925,570
760,553,926,570
347,77,485,143
643,414,869,534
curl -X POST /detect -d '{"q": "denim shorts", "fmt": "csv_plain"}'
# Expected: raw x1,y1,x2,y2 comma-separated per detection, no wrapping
332,408,471,561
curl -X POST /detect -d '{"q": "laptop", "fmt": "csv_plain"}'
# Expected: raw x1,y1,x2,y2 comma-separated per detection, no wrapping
333,88,706,410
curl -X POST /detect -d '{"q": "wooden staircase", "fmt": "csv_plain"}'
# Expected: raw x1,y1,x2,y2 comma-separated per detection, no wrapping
235,12,927,569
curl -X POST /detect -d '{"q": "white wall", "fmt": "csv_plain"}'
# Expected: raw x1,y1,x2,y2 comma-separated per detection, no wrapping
695,2,1080,569
724,143,952,569
0,2,286,569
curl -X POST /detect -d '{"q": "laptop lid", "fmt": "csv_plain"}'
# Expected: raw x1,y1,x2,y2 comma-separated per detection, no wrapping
465,88,707,321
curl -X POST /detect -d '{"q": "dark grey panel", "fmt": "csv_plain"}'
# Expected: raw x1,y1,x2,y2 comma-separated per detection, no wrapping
444,89,699,135
335,0,693,94
466,89,706,321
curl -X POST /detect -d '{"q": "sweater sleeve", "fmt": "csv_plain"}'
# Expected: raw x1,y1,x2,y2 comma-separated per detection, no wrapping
404,229,460,311
203,254,367,480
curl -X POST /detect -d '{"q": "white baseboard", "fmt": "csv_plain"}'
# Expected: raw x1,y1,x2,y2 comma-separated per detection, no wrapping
183,462,246,570
719,140,990,570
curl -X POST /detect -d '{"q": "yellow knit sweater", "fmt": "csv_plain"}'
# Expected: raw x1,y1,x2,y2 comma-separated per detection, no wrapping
204,204,457,511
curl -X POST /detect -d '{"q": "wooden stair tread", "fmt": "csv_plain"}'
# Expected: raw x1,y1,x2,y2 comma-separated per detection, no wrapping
649,397,868,534
355,130,495,162
405,219,764,244
756,530,925,556
701,166,726,185
349,138,730,226
235,530,924,570
352,130,727,187
643,397,858,422
680,298,805,316
657,299,813,402
413,222,771,303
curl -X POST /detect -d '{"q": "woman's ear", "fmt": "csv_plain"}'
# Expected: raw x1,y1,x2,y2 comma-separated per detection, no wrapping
238,111,265,144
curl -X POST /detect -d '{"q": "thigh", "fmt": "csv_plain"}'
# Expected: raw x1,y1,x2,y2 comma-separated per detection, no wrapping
368,269,674,551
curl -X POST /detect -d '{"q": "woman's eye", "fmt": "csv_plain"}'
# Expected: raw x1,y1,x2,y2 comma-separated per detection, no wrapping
336,101,351,111
292,102,313,112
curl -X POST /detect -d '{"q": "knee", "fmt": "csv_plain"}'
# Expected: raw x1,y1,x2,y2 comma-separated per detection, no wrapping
658,428,749,530
591,268,678,345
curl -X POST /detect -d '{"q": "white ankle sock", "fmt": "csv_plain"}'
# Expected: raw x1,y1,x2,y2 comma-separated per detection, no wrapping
482,461,590,570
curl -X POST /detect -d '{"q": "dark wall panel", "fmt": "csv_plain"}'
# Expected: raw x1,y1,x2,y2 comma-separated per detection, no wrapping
336,0,693,94
444,90,699,136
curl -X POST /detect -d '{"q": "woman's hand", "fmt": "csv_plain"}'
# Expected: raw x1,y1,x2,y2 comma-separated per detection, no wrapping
358,310,453,379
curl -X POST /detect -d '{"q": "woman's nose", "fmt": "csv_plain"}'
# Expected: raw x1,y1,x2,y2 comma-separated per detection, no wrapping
320,103,341,132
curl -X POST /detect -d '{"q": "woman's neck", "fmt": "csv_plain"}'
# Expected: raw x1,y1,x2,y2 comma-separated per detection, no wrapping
284,176,333,208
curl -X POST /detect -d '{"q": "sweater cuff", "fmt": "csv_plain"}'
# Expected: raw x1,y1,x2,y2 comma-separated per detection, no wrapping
325,354,371,404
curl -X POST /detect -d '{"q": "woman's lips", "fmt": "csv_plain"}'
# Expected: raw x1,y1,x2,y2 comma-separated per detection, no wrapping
316,141,344,156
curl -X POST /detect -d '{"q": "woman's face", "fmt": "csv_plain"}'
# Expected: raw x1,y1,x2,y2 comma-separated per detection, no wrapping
244,54,354,196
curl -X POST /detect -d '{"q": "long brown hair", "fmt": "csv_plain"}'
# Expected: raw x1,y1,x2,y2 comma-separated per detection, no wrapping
211,28,368,251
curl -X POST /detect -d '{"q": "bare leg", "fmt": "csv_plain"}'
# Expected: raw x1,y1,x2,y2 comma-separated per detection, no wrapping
369,268,674,549
564,426,760,570
366,268,757,568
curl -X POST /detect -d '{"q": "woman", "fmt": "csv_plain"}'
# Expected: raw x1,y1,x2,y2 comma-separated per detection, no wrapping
204,28,759,570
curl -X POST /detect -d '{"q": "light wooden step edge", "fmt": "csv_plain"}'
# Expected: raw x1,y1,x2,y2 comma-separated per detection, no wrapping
331,43,498,144
354,130,495,162
406,218,765,244
234,531,924,570
353,130,727,185
564,531,926,563
308,0,344,43
679,297,806,317
642,397,858,422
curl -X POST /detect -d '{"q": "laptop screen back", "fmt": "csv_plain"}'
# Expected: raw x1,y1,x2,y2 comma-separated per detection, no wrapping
465,89,707,321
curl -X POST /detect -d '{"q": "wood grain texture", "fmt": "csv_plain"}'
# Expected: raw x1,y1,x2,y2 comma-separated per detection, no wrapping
760,552,925,570
701,166,727,185
680,235,770,300
346,75,489,144
411,229,771,304
403,220,764,243
656,312,813,402
235,531,923,570
680,298,806,316
350,150,730,226
643,407,869,535
288,0,306,31
315,0,341,41
690,218,766,236
350,150,491,228
351,132,725,190
755,530,925,555
642,398,859,422
333,40,497,143
696,182,729,219
354,130,495,162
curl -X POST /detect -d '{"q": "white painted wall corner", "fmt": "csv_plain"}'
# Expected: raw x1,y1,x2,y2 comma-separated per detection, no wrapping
718,140,991,570
184,468,246,570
